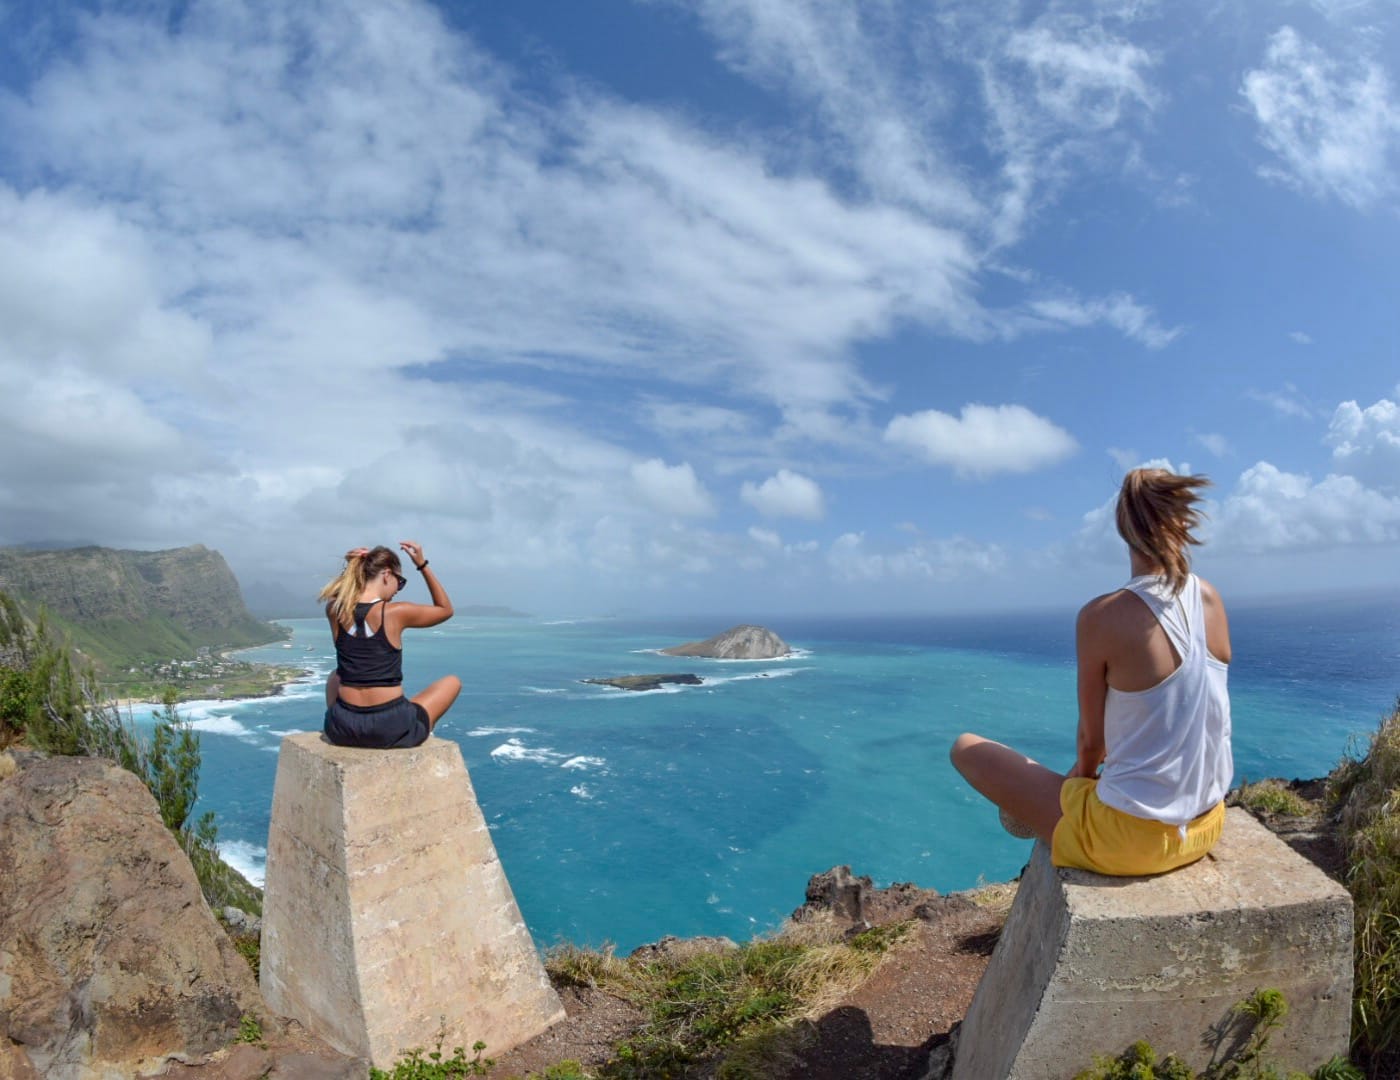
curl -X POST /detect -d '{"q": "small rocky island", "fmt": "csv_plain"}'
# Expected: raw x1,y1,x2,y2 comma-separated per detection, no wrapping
584,673,703,692
660,624,791,659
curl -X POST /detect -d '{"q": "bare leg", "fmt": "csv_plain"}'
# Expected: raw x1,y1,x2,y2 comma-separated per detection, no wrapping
325,671,341,710
949,733,1066,845
411,675,463,730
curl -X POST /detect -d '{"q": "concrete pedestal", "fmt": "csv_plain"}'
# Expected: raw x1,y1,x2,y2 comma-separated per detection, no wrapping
951,808,1352,1080
260,733,564,1068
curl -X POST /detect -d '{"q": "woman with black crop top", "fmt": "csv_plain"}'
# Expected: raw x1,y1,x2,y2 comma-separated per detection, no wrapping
318,541,460,748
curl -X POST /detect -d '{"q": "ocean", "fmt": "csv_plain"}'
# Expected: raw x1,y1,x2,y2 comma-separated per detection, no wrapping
125,592,1400,953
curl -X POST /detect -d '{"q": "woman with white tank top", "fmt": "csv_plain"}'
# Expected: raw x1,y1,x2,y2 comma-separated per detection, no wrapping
949,469,1233,876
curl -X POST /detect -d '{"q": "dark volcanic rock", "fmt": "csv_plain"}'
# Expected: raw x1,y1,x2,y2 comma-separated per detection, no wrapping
583,673,702,691
660,624,791,659
0,754,268,1078
791,865,947,928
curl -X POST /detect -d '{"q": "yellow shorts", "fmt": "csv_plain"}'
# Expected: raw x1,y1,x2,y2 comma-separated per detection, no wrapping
1051,777,1224,876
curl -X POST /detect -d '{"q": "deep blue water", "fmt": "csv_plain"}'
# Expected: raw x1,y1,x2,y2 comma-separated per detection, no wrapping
127,591,1400,953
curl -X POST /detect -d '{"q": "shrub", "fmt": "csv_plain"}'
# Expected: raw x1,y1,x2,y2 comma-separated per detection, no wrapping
369,1035,493,1078
1328,698,1400,1072
1235,779,1314,818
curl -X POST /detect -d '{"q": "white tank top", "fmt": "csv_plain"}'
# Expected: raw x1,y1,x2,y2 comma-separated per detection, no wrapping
1095,573,1233,827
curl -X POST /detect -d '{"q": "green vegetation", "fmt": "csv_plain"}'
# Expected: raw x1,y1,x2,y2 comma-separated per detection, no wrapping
0,589,260,916
547,918,914,1078
1075,989,1361,1080
369,1034,493,1079
1327,698,1400,1073
237,1014,266,1047
1235,779,1315,818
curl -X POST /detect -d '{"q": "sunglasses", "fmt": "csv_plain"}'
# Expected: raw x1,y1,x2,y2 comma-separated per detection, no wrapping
386,570,407,591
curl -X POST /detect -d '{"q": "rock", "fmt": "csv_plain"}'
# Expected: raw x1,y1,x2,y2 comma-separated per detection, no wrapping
628,935,739,963
660,624,791,659
582,673,702,692
221,907,262,936
0,754,267,1078
792,865,874,923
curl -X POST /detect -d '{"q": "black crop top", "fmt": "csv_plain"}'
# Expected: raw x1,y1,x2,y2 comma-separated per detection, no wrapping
334,600,404,687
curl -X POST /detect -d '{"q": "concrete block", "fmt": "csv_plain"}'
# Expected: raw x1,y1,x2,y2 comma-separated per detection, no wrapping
951,808,1352,1080
260,733,564,1068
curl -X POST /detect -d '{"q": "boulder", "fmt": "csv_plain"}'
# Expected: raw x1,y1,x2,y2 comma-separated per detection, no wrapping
659,624,791,659
0,754,267,1079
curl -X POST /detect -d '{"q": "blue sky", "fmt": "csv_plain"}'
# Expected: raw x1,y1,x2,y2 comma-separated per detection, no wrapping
0,0,1397,616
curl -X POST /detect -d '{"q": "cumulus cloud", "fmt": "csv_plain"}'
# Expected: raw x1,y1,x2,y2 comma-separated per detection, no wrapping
740,469,826,520
1216,462,1400,550
631,459,717,518
885,403,1078,477
1326,398,1400,493
827,531,1005,583
1242,26,1400,208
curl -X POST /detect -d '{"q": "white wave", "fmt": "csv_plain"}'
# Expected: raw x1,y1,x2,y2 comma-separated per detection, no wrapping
523,686,567,694
490,738,565,764
264,728,309,738
569,784,595,800
189,715,256,739
702,667,808,687
467,726,537,737
561,755,606,771
219,839,267,887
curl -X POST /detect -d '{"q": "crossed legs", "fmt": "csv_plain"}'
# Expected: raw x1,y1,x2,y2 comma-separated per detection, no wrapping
949,733,1067,845
325,671,463,732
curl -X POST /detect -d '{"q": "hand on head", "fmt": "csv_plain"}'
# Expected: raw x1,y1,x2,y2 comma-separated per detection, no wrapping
344,547,370,561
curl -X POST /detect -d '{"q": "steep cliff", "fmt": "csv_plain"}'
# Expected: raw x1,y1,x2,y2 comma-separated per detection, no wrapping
0,545,284,669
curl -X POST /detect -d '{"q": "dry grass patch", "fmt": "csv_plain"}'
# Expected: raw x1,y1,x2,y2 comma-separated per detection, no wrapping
545,920,915,1078
1235,777,1316,818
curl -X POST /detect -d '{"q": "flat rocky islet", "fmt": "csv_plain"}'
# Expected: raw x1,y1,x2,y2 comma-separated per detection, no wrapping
583,673,703,691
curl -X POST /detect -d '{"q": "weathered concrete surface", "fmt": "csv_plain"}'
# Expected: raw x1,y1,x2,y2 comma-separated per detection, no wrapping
951,808,1352,1080
0,754,266,1079
260,733,564,1069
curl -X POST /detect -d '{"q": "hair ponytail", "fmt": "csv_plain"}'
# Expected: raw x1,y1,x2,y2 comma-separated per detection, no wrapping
1114,469,1211,595
318,545,403,629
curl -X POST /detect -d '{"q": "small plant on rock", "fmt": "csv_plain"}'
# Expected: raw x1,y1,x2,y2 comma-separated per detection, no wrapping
369,1033,493,1079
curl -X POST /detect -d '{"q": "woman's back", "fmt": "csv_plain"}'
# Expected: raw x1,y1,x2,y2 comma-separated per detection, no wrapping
1095,574,1233,826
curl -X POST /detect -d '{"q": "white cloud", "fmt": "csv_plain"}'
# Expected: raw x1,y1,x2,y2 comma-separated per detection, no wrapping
740,469,826,520
1004,19,1158,129
828,531,1005,583
1193,432,1232,459
1022,292,1180,349
748,526,781,549
1326,398,1400,493
1242,26,1400,209
885,403,1077,477
1249,383,1314,420
1216,462,1400,551
631,459,717,518
1289,330,1313,345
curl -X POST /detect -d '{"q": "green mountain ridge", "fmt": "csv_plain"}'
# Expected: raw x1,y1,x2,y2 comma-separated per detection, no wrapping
0,545,286,672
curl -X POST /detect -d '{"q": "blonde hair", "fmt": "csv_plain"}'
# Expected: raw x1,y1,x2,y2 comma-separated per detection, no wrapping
1115,469,1211,595
318,545,402,630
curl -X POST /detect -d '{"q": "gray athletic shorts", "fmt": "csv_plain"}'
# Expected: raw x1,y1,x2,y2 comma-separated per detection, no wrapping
324,696,429,749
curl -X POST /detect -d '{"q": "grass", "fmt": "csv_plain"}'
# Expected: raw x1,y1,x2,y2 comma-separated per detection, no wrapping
1235,779,1316,818
1326,698,1400,1073
544,916,914,1078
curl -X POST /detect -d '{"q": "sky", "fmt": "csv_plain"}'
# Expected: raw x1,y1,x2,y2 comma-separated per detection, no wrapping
0,0,1398,617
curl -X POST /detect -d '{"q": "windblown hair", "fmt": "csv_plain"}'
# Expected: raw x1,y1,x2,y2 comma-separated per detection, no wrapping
318,545,402,630
1115,469,1211,595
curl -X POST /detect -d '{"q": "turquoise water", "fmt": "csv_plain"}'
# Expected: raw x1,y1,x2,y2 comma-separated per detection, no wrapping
127,594,1400,952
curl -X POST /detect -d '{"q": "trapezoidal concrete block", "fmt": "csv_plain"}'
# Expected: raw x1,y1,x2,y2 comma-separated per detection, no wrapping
951,808,1352,1080
260,733,564,1068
